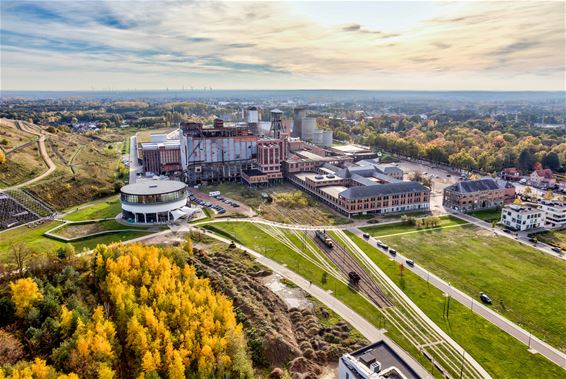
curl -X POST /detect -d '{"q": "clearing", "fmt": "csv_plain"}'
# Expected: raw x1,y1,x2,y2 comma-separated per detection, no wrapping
360,215,467,237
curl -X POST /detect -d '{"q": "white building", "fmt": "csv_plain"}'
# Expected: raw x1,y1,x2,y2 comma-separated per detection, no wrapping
539,201,566,228
120,180,196,224
338,339,430,379
500,204,544,231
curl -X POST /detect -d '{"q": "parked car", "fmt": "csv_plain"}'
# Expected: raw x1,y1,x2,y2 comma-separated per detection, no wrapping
405,259,414,267
551,246,561,253
389,249,397,256
479,292,492,304
503,229,512,234
232,203,240,208
363,233,370,239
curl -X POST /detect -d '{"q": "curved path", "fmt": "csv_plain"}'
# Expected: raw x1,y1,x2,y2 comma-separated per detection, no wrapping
4,121,56,190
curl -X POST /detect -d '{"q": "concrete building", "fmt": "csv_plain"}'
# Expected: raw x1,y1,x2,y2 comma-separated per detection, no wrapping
293,108,333,146
339,339,429,379
539,200,566,228
120,180,195,224
179,119,257,184
500,204,544,231
292,107,305,138
246,106,259,134
443,178,505,212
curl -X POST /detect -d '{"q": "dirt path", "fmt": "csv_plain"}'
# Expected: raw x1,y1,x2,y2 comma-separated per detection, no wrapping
4,121,56,190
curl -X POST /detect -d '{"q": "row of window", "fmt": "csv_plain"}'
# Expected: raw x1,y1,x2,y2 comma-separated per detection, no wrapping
121,189,186,204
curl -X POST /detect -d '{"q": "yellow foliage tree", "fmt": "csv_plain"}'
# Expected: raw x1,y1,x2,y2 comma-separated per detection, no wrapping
0,150,6,164
9,278,43,317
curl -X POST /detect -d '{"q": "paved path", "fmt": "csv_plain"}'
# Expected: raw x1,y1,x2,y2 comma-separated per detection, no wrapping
128,135,142,183
5,121,56,190
348,227,566,369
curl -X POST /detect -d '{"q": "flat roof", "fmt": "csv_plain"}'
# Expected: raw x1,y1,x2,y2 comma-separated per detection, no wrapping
294,150,326,160
349,340,422,379
320,185,348,199
332,144,371,153
121,180,186,196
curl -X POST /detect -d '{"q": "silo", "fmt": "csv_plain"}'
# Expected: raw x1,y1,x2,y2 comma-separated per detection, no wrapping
301,117,317,142
293,107,306,138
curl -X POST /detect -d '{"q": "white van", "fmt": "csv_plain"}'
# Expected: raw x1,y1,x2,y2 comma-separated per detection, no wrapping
208,191,221,197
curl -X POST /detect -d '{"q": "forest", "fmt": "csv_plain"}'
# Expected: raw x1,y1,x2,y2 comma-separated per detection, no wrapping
0,242,254,379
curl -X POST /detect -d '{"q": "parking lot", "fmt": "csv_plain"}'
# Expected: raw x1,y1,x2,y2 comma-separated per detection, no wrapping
188,188,255,217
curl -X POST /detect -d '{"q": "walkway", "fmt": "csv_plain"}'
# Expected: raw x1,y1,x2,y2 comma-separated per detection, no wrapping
5,121,56,190
128,135,142,183
348,227,566,369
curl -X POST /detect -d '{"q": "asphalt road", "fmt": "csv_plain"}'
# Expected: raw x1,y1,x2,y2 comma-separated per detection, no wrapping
348,227,566,369
128,135,142,183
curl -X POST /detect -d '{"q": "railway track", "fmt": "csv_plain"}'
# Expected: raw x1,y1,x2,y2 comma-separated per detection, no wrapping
309,230,393,308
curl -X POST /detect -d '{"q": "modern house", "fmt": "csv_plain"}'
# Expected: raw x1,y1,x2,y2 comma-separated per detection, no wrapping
500,204,544,231
539,200,566,228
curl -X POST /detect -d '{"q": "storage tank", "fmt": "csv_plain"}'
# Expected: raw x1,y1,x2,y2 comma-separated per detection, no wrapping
293,107,306,138
247,106,259,124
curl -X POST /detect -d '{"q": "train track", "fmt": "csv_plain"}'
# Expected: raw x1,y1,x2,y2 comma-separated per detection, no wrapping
309,231,393,308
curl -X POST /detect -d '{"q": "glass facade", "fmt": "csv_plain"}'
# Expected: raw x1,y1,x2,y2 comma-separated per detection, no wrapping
121,188,186,205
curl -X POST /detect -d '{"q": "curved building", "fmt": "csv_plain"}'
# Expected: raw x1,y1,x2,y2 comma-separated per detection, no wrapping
120,180,189,224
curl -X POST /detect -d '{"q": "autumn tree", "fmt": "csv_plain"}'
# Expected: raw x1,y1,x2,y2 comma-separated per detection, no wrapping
0,150,6,164
9,278,43,317
11,243,33,275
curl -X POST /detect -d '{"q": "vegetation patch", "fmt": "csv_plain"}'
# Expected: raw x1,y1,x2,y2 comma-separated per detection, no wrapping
345,232,565,379
469,208,502,222
360,215,467,237
62,195,122,221
380,225,566,350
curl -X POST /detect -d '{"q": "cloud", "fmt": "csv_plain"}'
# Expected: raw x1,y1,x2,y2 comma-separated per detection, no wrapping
0,0,564,90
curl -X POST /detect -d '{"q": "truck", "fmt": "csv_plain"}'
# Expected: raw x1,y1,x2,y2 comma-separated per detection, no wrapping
315,230,333,248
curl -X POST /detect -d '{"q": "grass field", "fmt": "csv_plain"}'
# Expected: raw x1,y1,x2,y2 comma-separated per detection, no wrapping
345,233,565,379
469,208,502,222
536,229,566,250
63,195,122,221
360,215,468,237
203,182,351,225
379,225,566,350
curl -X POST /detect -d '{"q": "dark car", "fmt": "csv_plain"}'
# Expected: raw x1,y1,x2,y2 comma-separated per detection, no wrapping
363,233,370,239
528,237,537,244
232,203,240,208
503,229,512,234
551,246,561,253
389,249,397,256
405,259,414,266
479,292,492,305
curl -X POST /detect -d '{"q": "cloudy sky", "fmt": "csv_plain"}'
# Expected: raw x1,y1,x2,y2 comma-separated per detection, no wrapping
1,1,564,91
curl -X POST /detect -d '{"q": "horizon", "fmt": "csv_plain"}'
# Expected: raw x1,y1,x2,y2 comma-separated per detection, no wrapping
1,1,565,91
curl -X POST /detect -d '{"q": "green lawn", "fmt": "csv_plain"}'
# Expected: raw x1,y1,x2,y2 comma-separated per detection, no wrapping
536,229,566,250
202,222,442,377
62,195,121,221
360,215,468,237
345,232,565,379
469,208,502,222
380,225,566,350
0,220,155,264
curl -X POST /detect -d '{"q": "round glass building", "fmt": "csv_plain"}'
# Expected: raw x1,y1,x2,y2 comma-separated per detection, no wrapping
120,180,188,224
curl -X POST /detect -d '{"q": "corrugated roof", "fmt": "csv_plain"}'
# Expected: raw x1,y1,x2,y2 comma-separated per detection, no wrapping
340,182,429,199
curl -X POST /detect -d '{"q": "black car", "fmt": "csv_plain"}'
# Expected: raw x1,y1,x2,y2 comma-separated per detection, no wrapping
363,233,370,239
503,229,512,234
551,247,561,253
479,292,492,304
389,249,397,256
405,259,414,266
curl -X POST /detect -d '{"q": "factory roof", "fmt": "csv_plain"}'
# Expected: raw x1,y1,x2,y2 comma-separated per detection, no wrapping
340,182,429,199
121,180,186,196
271,108,283,113
446,178,502,193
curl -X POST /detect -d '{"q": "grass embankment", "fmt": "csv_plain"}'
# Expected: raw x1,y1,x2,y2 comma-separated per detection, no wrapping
469,208,502,222
360,215,467,237
345,233,565,378
379,225,566,351
53,220,152,239
62,195,121,221
203,222,443,378
536,229,566,250
0,221,153,264
202,182,350,225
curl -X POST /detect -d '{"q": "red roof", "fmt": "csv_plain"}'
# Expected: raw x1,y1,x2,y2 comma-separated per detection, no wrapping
534,169,554,179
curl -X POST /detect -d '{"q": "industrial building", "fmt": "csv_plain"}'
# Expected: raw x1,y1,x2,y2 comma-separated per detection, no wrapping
339,339,429,379
443,178,510,212
141,130,182,175
292,107,333,146
120,180,196,224
287,161,430,216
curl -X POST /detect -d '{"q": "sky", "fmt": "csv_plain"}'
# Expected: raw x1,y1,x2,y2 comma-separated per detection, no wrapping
1,1,564,91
